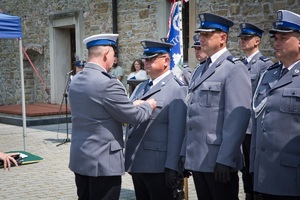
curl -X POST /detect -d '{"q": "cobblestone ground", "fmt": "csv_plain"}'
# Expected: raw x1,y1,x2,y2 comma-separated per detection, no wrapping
0,123,245,199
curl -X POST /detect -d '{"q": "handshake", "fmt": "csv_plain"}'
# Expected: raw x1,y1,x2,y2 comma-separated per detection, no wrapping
133,98,157,110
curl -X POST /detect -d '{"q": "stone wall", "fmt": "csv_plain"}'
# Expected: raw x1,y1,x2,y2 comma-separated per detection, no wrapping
0,0,300,105
0,0,160,104
195,0,300,59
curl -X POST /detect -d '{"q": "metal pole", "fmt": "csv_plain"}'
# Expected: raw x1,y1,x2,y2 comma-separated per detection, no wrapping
19,38,27,151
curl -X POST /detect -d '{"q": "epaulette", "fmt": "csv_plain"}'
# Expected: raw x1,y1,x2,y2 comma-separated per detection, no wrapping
267,62,281,70
102,71,115,79
227,56,240,63
259,56,270,62
182,64,189,69
174,76,185,86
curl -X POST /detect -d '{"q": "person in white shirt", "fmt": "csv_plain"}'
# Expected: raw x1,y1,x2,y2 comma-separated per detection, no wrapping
127,59,148,80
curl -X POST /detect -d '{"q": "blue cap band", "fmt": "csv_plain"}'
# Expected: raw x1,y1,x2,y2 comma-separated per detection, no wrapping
201,21,229,33
274,21,300,31
241,28,262,37
144,47,170,54
86,39,117,48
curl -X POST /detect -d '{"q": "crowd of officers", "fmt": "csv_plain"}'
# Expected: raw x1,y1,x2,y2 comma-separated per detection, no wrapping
68,9,300,200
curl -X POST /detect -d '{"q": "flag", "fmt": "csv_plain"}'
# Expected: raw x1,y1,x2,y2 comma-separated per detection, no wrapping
167,1,183,78
170,0,189,3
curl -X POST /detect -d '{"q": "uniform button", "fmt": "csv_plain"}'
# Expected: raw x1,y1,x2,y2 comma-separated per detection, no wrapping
189,127,192,131
191,101,193,104
261,147,265,151
263,128,266,132
266,109,270,113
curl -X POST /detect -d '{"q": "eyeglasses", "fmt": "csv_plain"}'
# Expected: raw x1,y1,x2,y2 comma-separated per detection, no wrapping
143,55,166,62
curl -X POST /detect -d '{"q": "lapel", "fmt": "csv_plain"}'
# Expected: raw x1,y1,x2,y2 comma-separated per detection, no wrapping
190,63,201,82
248,52,262,70
139,73,173,100
190,50,231,92
188,63,203,91
270,62,300,91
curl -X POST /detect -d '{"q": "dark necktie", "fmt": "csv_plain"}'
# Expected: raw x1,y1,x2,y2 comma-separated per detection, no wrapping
279,68,288,79
144,81,153,94
201,57,211,76
242,57,248,65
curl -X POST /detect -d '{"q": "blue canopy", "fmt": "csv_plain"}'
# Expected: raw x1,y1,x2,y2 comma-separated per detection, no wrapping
0,12,22,38
0,12,26,150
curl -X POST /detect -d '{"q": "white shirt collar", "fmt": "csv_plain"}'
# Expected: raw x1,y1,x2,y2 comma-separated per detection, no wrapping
283,60,300,71
210,47,228,66
150,70,171,87
247,50,260,62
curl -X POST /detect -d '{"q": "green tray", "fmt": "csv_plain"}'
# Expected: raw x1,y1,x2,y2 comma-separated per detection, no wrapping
5,150,43,165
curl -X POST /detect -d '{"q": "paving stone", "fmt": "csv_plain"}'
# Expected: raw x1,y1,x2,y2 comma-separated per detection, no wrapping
0,123,245,199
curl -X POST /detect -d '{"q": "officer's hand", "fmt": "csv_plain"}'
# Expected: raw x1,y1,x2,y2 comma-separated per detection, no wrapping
214,163,231,183
145,98,157,110
178,156,191,178
165,168,180,188
178,156,185,173
133,100,144,106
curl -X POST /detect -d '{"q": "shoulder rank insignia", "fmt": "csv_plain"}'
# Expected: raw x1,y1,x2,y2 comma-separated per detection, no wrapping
102,71,115,79
174,76,185,86
267,62,281,70
259,56,270,62
227,56,240,63
182,64,189,69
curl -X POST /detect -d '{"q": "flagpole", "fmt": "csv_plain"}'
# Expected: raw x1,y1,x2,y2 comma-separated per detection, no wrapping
178,0,183,63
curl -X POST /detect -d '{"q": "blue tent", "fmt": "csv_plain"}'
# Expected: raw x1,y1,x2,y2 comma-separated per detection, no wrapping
0,12,27,150
0,12,22,38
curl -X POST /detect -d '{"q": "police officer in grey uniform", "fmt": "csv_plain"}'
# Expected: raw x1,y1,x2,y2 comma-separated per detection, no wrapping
251,10,300,200
125,40,187,200
68,34,156,200
182,34,208,85
238,22,274,200
180,13,252,200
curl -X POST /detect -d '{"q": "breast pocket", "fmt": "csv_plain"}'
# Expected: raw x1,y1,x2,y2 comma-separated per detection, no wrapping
280,88,300,114
150,100,164,119
250,73,258,88
199,82,222,107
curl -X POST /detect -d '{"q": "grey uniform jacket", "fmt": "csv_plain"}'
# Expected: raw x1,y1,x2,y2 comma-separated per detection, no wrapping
182,64,193,85
125,72,187,173
251,62,300,196
68,63,153,177
181,50,252,172
244,52,273,134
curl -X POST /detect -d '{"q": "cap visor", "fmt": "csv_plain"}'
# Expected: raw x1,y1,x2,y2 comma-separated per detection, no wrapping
238,34,255,37
141,53,158,59
195,28,216,33
269,28,294,34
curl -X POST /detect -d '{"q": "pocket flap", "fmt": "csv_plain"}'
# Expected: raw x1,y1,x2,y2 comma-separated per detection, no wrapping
201,82,222,92
250,74,258,80
144,140,167,151
110,140,123,151
283,88,300,97
156,100,164,108
206,133,222,145
281,153,300,167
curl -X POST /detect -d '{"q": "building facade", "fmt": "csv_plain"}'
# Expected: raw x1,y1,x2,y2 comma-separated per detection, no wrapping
0,0,299,105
